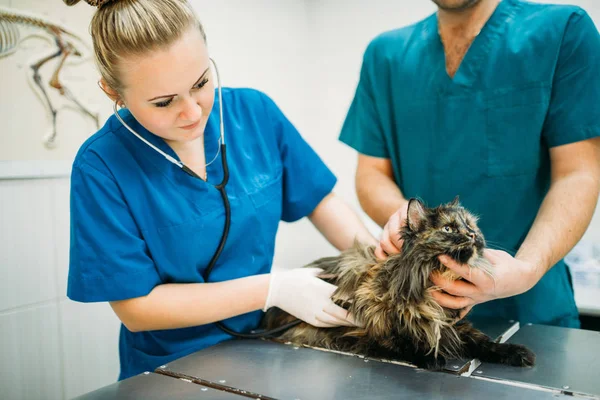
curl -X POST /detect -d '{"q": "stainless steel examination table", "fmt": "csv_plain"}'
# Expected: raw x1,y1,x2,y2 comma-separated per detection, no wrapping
75,318,600,399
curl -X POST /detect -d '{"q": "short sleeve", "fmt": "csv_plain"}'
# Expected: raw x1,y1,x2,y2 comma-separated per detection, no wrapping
260,93,337,222
338,39,389,158
543,10,600,147
67,160,161,302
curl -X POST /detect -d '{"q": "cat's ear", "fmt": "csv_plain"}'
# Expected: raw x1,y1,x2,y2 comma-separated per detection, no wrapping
406,198,427,231
449,195,460,207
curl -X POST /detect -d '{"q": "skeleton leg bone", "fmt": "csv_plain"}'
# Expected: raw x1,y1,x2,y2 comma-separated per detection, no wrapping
30,47,62,146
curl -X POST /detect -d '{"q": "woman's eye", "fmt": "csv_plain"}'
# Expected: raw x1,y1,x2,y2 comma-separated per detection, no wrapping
194,78,209,90
443,226,453,233
154,98,173,108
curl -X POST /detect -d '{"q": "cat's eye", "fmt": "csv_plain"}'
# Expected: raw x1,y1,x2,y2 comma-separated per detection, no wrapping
442,225,454,233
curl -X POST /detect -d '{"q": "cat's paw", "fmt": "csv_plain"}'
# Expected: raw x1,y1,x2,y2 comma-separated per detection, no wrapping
504,344,536,367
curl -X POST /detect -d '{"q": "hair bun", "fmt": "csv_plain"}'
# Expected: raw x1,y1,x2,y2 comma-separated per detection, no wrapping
63,0,117,7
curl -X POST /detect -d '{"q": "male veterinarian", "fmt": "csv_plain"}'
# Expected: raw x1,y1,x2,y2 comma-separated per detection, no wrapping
339,0,600,327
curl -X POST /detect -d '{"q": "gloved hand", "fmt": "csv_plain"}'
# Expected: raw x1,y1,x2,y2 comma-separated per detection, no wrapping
263,267,358,328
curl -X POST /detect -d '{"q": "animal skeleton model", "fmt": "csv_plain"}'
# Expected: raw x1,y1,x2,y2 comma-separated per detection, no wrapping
0,6,99,147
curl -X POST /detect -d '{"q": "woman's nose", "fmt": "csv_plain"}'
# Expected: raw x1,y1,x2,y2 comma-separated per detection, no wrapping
179,96,202,122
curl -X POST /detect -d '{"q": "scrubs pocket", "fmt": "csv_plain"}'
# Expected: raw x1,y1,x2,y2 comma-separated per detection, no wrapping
484,84,549,177
248,171,283,211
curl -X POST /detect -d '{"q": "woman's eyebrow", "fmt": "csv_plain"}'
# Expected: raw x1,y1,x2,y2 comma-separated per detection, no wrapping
148,67,210,101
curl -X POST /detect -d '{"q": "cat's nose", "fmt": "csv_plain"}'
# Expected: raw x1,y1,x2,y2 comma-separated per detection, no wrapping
467,232,476,241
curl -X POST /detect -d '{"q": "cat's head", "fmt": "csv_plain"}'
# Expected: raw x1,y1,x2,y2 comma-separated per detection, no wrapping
401,197,486,265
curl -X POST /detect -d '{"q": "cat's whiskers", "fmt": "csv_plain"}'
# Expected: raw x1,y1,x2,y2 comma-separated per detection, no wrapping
483,240,514,254
470,254,496,282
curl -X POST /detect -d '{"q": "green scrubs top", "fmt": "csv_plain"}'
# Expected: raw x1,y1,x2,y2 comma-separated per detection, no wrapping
339,0,600,327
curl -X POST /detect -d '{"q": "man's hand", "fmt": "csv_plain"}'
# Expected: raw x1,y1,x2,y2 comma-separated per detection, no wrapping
430,249,542,314
374,202,409,259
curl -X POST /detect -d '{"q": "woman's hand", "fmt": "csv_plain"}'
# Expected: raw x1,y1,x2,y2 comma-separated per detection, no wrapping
263,267,360,328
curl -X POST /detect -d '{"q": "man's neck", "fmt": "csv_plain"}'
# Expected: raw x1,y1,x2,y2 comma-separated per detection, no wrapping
437,0,500,39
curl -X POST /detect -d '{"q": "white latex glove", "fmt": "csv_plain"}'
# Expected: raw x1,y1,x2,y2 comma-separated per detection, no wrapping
263,267,357,328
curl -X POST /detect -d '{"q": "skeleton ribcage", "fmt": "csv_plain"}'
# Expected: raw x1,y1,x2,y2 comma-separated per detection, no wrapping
0,16,20,57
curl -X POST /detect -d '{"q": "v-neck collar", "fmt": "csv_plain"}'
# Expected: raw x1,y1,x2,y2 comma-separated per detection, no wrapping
427,0,520,87
111,102,222,189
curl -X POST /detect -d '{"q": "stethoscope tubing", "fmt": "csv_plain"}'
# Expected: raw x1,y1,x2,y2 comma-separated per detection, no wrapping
113,58,300,339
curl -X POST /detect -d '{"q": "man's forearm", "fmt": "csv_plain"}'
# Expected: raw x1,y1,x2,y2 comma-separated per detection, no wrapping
356,167,407,227
516,172,600,281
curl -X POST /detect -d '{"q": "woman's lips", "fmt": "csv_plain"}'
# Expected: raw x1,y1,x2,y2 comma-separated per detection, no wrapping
180,120,200,130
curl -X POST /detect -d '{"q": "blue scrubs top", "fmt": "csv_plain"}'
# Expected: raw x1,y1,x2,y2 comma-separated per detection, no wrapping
340,0,600,327
68,88,336,380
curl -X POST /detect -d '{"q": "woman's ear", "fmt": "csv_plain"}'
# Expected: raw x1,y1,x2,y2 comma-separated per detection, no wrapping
98,79,121,104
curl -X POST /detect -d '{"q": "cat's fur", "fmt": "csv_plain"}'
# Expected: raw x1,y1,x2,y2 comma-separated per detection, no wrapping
262,197,535,370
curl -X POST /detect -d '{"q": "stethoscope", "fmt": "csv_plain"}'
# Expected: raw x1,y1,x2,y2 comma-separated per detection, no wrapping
113,58,300,338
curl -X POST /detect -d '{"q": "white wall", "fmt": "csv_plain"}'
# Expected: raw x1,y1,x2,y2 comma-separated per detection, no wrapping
0,174,122,400
1,0,600,399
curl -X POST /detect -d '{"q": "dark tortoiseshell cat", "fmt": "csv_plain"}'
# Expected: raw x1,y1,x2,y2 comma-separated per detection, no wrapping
263,197,535,370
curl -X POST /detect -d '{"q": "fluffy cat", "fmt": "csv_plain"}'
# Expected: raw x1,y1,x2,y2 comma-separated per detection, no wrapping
262,197,535,370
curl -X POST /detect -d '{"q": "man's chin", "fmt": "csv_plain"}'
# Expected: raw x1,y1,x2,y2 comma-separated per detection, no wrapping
431,0,482,12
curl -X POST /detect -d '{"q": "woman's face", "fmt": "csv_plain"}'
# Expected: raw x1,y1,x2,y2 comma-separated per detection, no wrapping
118,26,215,147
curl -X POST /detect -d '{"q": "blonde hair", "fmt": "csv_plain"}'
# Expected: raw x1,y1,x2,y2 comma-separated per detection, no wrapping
64,0,206,94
